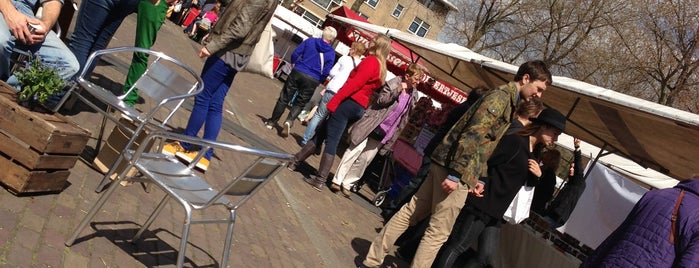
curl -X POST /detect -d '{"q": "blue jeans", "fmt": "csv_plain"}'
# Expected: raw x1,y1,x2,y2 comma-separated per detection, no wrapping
301,91,334,145
0,0,79,86
69,0,139,76
313,99,364,156
181,56,236,160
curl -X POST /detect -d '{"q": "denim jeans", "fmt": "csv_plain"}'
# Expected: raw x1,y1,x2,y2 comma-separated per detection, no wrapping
69,0,139,76
301,91,334,145
0,0,79,86
181,56,237,160
314,99,364,156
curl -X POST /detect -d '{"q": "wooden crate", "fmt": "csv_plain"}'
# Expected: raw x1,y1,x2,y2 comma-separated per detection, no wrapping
0,82,91,194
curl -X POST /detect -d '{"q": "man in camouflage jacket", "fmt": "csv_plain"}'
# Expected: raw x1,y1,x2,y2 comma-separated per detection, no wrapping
362,61,552,268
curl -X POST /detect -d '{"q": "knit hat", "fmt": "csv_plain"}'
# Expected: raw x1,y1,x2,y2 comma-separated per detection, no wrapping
531,108,566,132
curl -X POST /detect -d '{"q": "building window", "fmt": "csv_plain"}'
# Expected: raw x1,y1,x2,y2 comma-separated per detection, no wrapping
299,8,324,27
408,17,430,37
392,4,404,18
365,0,379,8
310,0,342,11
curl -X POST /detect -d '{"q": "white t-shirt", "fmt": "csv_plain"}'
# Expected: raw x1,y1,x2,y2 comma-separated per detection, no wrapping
324,55,363,93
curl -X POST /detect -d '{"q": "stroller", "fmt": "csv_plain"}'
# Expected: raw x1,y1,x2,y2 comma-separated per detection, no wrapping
352,151,413,207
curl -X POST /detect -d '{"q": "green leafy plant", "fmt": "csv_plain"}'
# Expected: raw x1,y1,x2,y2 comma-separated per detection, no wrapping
14,55,65,103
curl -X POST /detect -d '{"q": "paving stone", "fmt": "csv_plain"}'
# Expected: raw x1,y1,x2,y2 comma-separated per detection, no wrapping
35,245,64,267
20,210,46,233
5,244,34,267
14,227,41,250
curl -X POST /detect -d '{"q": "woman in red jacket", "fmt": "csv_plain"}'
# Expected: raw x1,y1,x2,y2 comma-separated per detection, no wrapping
288,34,392,191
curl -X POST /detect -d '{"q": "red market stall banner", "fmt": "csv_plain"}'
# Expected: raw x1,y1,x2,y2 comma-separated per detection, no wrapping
325,7,467,105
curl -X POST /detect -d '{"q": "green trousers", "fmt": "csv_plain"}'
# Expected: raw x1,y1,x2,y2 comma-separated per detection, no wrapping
122,0,168,106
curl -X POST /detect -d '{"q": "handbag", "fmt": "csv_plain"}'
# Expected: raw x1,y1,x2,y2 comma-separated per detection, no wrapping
368,126,386,140
503,185,535,224
243,19,275,78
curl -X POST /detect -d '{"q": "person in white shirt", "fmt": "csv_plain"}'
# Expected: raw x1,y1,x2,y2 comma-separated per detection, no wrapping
300,41,365,145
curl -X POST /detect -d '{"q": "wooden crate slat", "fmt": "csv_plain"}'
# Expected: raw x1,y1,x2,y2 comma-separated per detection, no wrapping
0,157,70,194
0,83,91,155
0,131,80,170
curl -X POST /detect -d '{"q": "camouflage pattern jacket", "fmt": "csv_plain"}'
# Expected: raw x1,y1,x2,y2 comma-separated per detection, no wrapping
430,82,519,188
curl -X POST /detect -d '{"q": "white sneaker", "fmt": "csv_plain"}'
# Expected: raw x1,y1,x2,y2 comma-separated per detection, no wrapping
281,121,291,137
264,120,275,129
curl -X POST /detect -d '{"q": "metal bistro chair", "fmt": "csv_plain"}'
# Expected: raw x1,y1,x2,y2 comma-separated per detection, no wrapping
55,47,204,192
65,131,293,267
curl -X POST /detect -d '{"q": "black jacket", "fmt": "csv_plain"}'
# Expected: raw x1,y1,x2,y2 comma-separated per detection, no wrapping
466,131,539,220
545,148,584,225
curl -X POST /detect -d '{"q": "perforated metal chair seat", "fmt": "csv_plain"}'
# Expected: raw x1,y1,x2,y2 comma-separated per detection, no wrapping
55,47,205,192
124,151,230,207
67,132,293,268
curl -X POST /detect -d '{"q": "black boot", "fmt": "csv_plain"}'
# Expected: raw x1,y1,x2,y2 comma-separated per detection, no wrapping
303,153,334,191
288,141,316,171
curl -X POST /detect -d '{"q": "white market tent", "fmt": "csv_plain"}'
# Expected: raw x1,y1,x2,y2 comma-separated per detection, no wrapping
327,14,699,183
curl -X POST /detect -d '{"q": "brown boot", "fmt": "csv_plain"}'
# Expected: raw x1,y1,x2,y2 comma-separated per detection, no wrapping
288,141,316,171
340,187,352,199
329,183,341,192
303,153,334,191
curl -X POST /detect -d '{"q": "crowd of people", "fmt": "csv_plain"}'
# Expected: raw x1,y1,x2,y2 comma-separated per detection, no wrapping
2,1,696,267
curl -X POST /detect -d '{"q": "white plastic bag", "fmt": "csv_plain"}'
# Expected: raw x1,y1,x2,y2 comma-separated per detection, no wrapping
173,2,182,13
502,185,535,224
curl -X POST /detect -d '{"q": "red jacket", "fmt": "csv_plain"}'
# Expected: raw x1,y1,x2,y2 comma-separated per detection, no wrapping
326,55,382,112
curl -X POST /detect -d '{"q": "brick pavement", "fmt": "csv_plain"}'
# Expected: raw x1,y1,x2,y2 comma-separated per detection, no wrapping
0,9,410,268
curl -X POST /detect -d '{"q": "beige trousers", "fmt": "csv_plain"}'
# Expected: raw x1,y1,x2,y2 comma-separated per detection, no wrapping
363,163,470,268
332,137,382,190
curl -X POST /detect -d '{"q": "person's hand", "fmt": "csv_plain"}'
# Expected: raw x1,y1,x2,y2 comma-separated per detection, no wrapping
28,20,49,44
441,178,458,194
3,10,34,45
469,182,484,197
198,47,210,58
320,89,326,96
529,159,542,178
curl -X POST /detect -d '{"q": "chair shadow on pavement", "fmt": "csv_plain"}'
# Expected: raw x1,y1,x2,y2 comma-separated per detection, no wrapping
69,221,218,267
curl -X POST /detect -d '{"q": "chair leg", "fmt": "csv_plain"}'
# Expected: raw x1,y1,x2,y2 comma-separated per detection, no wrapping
94,153,127,192
221,210,236,268
65,167,129,246
93,113,109,161
132,195,170,242
177,208,193,268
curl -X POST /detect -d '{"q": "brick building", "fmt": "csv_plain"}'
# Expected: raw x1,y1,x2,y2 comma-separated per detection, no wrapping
285,0,457,40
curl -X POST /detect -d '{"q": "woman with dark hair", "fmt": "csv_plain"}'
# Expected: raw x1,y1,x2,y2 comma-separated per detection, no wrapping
434,108,566,268
531,148,561,214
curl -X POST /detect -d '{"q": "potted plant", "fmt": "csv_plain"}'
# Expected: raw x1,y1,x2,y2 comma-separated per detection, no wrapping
13,54,66,112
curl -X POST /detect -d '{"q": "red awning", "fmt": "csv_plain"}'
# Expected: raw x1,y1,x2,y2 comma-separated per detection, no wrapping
324,7,467,105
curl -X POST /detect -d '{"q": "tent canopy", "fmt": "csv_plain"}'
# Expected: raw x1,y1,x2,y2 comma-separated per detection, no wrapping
327,15,699,181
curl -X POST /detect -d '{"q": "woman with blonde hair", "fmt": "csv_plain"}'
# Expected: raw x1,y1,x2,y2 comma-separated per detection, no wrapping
288,34,392,191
